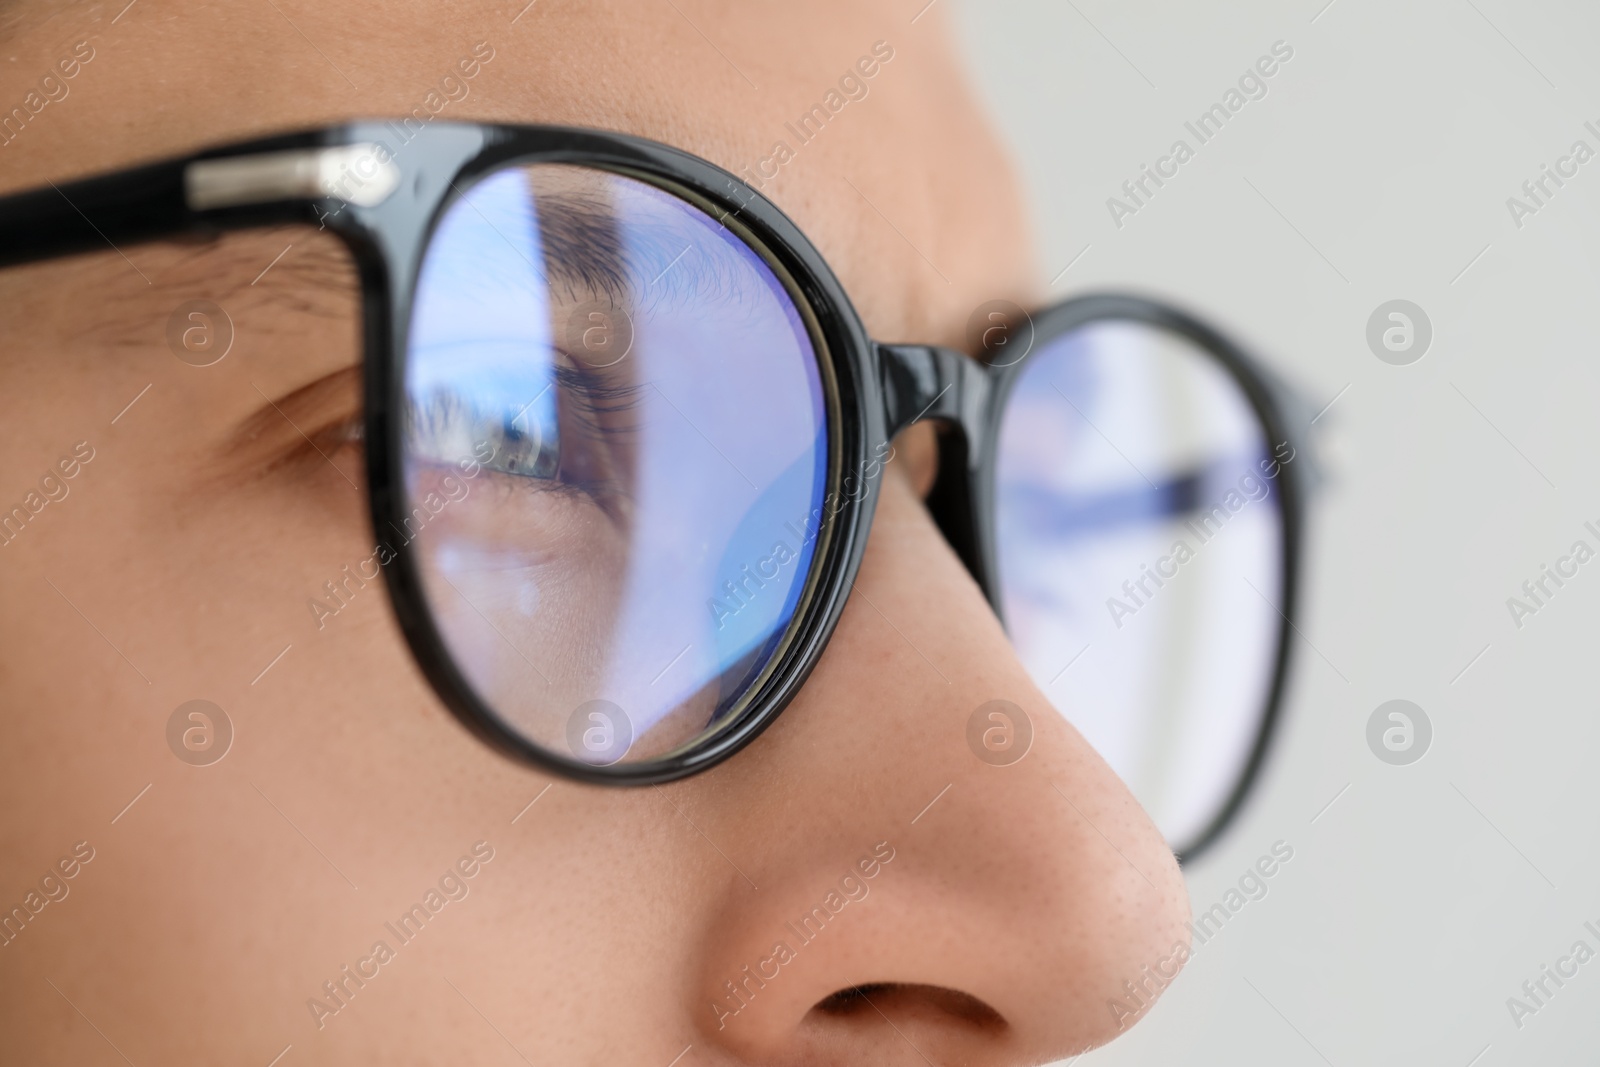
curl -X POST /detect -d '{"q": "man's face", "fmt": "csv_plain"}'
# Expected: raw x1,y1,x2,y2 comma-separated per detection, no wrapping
0,2,1190,1064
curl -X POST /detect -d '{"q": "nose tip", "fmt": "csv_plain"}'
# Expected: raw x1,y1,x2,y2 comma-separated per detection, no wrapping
687,473,1193,1064
693,736,1191,1063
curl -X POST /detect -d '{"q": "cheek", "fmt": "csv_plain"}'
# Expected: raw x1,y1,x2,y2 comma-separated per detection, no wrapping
418,477,626,636
412,477,644,742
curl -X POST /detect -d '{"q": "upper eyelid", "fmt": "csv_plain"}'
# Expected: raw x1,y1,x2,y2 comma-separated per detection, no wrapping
204,364,363,488
235,364,362,445
550,362,647,420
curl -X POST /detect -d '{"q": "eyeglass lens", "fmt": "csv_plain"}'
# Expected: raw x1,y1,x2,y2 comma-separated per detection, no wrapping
994,321,1285,851
402,163,831,767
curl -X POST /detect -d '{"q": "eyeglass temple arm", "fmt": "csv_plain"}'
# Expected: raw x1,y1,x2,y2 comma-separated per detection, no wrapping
0,158,199,271
876,342,1000,601
0,140,396,271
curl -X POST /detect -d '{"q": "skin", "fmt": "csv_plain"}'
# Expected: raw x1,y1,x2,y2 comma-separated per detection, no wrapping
0,1,1190,1064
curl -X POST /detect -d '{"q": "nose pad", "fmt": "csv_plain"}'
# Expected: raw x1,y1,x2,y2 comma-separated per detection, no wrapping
688,469,1192,1065
920,420,991,598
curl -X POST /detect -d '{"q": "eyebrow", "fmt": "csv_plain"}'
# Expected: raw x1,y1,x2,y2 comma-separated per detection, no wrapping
161,235,356,310
70,232,358,348
514,189,765,310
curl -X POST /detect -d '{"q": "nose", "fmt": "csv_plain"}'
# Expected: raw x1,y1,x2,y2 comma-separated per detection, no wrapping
685,462,1192,1065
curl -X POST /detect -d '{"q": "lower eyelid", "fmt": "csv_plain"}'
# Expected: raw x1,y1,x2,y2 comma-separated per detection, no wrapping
407,462,615,546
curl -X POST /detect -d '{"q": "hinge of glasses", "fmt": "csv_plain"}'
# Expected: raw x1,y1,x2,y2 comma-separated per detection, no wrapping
184,143,401,211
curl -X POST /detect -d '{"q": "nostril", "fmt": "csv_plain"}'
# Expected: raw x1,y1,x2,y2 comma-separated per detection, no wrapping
813,982,1006,1030
814,982,893,1014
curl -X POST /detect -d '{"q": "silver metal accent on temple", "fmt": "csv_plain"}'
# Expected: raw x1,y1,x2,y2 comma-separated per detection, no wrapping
185,144,402,211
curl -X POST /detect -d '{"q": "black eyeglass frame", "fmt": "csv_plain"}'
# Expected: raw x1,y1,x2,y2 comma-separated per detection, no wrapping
0,121,1309,860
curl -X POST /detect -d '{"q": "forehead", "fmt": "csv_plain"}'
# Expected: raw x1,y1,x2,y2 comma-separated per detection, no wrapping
0,0,916,183
0,0,1034,344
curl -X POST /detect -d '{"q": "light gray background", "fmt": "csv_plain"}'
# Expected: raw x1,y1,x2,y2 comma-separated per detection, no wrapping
949,0,1600,1063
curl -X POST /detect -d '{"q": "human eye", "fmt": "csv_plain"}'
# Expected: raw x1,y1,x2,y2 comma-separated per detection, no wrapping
406,357,560,481
403,338,640,515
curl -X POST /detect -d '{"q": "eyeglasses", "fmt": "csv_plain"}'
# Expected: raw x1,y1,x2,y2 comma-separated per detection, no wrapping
0,122,1313,858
